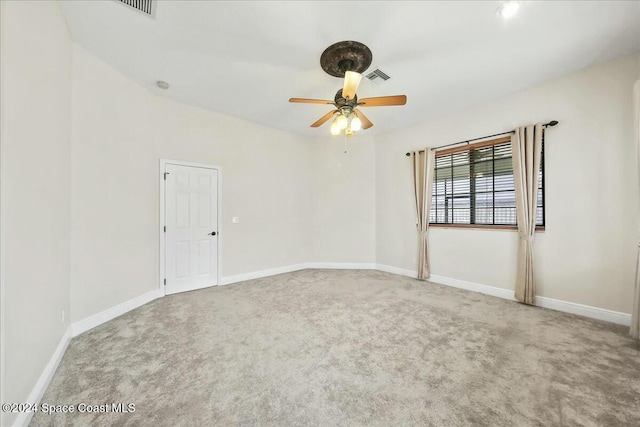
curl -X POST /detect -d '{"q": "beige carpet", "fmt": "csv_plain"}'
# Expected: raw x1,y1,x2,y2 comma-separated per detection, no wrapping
31,269,640,426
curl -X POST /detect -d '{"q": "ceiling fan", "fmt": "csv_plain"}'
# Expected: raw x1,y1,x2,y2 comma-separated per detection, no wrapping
289,41,407,136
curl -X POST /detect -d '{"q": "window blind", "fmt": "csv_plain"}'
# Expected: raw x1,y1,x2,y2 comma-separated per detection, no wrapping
429,140,544,226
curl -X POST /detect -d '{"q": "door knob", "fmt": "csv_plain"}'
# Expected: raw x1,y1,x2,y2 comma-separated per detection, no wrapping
209,231,217,236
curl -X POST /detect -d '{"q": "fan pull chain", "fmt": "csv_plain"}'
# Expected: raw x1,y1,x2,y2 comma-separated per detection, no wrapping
343,133,348,154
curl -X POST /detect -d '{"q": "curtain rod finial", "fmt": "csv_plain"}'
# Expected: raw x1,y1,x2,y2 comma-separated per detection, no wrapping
547,120,558,127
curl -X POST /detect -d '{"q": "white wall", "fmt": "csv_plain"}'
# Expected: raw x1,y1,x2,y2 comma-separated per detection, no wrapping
376,54,640,314
310,136,376,264
70,42,381,320
0,2,72,426
70,45,313,321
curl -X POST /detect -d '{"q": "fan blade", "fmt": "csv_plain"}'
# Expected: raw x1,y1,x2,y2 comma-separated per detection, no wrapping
358,95,407,107
355,109,373,129
289,98,334,105
342,71,362,100
311,110,338,127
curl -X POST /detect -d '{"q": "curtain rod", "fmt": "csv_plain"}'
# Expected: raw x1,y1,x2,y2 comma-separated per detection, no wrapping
405,121,558,156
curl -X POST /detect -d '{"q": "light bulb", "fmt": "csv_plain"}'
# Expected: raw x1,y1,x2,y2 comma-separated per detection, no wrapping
350,116,362,132
336,114,348,130
330,120,340,136
497,1,519,19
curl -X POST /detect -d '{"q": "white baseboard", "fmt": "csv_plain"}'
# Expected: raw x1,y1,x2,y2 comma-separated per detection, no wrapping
12,289,161,426
377,266,631,326
221,263,631,326
534,296,631,326
428,274,517,301
428,274,630,326
221,262,377,285
377,264,631,326
309,262,377,270
13,327,72,427
71,289,163,337
375,264,418,278
221,263,311,285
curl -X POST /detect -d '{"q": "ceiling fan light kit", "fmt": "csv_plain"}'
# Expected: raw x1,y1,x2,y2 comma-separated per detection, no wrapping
330,109,361,137
290,41,407,136
350,115,362,132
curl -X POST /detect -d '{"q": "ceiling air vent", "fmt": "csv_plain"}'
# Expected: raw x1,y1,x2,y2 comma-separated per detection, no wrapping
117,0,155,17
364,68,391,85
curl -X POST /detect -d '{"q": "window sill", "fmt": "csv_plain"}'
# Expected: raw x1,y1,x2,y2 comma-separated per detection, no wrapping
429,224,545,232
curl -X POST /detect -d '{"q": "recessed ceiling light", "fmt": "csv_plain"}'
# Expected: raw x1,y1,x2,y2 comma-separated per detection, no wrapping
156,80,169,90
497,1,520,20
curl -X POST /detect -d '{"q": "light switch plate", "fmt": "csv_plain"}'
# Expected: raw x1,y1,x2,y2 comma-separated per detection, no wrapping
232,217,240,223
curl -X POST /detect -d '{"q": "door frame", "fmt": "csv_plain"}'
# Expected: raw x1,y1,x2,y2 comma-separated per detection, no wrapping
159,159,222,296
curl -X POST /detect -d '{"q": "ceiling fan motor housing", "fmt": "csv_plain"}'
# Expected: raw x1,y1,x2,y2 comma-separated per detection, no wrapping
334,89,358,108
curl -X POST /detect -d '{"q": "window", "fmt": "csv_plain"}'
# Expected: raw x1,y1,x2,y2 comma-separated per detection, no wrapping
429,136,544,228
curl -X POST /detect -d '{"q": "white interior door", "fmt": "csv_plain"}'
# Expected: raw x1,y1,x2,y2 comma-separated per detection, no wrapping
164,163,219,295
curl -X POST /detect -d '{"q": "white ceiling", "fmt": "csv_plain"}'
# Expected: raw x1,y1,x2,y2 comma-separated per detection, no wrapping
60,1,640,136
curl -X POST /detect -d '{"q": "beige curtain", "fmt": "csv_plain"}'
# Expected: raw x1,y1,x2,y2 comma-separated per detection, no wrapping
412,149,435,279
512,124,543,304
631,80,640,339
